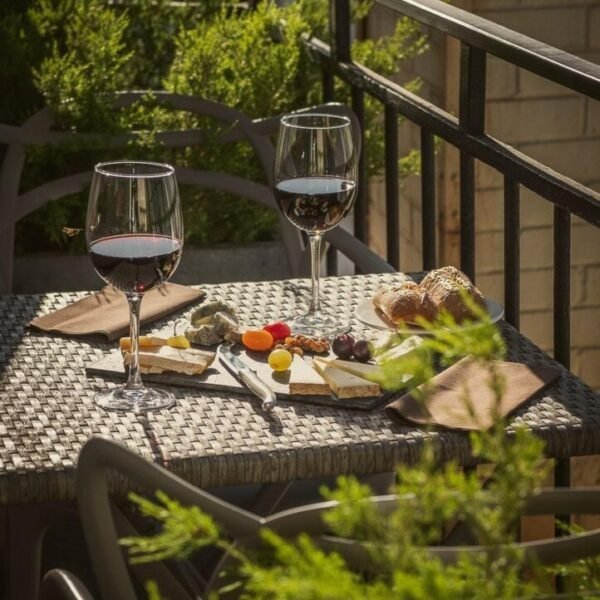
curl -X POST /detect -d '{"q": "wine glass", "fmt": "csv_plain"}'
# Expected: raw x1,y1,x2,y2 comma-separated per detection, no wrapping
274,113,357,337
86,161,184,412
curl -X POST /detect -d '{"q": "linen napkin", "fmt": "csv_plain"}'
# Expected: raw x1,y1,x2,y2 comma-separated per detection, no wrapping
386,357,560,431
29,283,205,341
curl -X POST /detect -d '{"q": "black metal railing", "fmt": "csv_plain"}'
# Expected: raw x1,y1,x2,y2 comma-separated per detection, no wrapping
310,0,600,537
307,0,600,364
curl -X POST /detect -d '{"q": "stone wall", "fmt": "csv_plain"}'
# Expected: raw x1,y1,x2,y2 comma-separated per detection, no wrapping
367,0,600,390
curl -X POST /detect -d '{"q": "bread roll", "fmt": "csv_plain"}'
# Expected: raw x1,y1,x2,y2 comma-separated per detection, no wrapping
373,281,437,324
419,266,485,322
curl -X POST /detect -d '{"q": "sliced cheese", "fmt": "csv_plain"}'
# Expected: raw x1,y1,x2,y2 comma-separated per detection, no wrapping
289,355,331,396
313,358,380,399
314,357,383,383
124,346,215,376
376,335,423,363
119,336,167,351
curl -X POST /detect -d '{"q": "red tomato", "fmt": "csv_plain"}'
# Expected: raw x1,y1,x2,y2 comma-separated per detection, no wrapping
263,321,291,341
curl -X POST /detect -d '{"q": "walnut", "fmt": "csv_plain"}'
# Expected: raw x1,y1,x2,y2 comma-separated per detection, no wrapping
274,343,304,357
284,335,330,354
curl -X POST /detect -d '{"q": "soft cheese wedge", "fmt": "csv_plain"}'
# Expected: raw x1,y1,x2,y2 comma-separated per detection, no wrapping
314,357,384,383
313,357,380,399
123,346,215,376
289,355,331,396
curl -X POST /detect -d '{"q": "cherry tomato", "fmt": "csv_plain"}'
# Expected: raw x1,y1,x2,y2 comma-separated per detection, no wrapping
263,321,291,341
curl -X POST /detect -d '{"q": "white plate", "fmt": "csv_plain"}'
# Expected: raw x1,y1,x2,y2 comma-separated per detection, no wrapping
355,297,505,334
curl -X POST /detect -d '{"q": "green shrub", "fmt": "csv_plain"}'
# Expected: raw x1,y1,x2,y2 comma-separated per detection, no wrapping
5,0,426,254
120,314,600,598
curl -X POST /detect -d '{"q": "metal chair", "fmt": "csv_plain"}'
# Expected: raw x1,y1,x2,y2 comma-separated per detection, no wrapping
42,437,600,599
0,92,393,294
39,570,94,600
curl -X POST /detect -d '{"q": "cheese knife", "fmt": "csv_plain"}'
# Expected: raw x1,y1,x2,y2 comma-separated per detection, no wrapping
218,344,277,412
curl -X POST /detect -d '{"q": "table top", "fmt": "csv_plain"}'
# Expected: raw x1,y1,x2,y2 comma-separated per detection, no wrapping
0,273,599,505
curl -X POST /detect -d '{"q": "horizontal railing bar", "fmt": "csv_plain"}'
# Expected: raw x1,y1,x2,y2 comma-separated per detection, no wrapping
303,37,600,228
376,0,600,101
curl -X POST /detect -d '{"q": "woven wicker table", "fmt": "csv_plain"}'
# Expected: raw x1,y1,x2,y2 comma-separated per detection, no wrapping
1,273,599,506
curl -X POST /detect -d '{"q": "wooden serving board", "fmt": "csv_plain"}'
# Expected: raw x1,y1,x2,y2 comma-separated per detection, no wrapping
86,346,394,411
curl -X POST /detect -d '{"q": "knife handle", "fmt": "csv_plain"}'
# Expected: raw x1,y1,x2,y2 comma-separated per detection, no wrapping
239,369,277,412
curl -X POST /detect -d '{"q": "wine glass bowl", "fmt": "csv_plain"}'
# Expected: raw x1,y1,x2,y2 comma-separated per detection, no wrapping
86,161,183,413
274,113,357,337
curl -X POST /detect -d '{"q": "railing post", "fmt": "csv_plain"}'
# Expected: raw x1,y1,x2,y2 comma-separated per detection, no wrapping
352,88,368,245
330,0,368,247
553,205,572,579
385,105,400,269
504,176,520,329
458,43,486,282
421,129,436,270
330,0,351,63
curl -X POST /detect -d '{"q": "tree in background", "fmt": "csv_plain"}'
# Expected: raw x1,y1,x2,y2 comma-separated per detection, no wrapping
2,0,426,253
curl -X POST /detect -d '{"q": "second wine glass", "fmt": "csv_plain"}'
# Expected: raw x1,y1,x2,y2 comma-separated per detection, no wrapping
274,113,358,337
86,161,183,413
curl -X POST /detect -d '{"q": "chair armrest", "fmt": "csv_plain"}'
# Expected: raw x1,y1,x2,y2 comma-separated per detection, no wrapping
40,569,95,600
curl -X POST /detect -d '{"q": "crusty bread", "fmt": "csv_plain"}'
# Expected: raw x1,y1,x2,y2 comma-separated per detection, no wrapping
420,266,485,322
372,280,437,324
372,267,485,325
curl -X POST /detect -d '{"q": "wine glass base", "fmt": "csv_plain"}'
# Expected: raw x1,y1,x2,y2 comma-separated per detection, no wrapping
288,313,350,338
94,386,175,413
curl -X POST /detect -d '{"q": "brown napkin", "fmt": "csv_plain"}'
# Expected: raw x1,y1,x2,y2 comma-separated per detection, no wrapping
30,283,205,341
386,357,560,431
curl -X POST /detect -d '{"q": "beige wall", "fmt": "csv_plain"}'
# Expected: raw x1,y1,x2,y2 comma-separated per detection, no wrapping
367,0,600,390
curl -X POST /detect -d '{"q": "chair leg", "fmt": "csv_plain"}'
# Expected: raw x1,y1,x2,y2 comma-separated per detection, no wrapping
6,503,77,600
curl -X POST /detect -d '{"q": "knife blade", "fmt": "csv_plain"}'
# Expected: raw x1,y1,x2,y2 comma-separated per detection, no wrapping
218,344,277,412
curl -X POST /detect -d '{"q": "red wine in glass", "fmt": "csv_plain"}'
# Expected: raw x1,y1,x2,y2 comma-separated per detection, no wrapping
273,113,358,337
90,234,182,295
86,160,183,413
274,176,356,233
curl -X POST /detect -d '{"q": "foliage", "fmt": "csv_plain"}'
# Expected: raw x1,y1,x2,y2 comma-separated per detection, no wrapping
375,293,506,392
4,0,426,254
120,312,598,599
121,491,222,563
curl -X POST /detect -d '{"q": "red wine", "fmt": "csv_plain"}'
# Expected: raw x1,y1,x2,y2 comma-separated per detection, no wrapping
90,234,182,294
274,176,356,232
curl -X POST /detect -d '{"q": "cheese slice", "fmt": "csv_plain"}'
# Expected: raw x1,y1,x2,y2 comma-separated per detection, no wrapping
124,346,215,376
314,357,383,383
289,355,331,396
313,358,380,399
119,336,167,351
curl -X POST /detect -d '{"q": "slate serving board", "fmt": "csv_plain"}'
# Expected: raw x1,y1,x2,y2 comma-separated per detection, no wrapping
86,346,394,410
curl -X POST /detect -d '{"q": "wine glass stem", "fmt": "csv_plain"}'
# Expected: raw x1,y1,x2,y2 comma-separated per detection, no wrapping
308,233,322,316
125,294,143,391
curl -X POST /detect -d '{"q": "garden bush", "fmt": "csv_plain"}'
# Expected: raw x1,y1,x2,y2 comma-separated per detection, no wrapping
122,311,600,598
1,0,426,255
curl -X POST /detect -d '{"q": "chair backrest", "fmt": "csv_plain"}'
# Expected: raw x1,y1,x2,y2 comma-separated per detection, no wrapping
76,437,600,600
0,93,394,294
